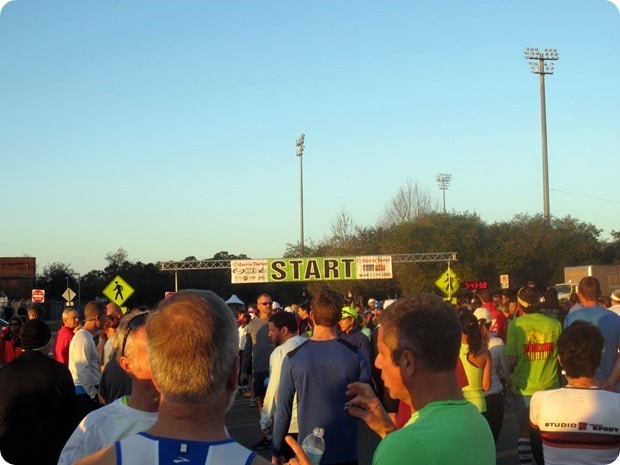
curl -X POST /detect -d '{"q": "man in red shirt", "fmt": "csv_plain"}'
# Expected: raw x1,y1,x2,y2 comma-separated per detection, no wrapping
53,308,81,365
479,290,507,343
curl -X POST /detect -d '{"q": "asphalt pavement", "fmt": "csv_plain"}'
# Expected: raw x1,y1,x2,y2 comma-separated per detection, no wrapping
226,392,520,465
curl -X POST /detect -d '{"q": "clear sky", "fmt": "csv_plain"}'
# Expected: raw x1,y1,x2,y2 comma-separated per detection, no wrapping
1,0,618,276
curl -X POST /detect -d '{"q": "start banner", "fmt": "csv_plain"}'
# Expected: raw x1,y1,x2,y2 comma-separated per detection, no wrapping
230,255,393,283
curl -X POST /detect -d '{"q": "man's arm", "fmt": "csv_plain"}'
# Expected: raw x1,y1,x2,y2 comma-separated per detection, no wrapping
601,340,620,390
272,356,295,462
345,382,397,439
260,347,283,431
241,330,252,377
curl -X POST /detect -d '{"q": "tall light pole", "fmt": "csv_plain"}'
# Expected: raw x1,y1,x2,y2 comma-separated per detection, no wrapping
524,47,559,223
296,134,305,255
436,173,452,213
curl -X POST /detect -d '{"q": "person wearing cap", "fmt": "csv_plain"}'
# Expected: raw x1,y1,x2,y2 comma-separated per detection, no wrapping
339,305,373,365
609,289,620,316
58,310,158,465
478,289,507,343
474,307,510,443
506,286,562,465
0,319,76,465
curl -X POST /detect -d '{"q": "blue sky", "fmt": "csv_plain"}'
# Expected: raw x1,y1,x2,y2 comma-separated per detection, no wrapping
1,0,618,276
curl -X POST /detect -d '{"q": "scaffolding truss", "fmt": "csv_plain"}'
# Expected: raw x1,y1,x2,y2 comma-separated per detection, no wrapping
157,252,457,272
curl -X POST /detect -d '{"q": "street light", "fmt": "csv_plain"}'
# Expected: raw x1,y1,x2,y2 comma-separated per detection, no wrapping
524,47,559,223
436,173,452,213
296,134,305,255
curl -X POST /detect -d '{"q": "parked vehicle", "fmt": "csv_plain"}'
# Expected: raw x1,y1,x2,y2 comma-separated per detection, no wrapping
554,265,620,302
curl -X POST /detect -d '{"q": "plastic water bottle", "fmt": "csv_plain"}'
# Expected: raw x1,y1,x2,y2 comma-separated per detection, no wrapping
301,427,325,465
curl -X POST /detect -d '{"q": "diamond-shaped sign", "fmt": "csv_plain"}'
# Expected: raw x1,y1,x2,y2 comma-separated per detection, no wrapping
435,268,460,296
102,275,134,306
62,288,76,302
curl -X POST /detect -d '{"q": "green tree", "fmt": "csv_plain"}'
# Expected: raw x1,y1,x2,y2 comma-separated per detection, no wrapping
37,262,76,300
491,214,603,288
383,212,492,295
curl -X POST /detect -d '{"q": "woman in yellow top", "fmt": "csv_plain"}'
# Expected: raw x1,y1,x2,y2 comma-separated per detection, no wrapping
459,311,492,413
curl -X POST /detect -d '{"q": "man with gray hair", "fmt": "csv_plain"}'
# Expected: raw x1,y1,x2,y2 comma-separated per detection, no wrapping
59,310,157,465
54,307,80,365
75,290,270,465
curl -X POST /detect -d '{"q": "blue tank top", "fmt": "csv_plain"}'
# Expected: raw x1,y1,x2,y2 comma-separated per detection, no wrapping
115,432,256,465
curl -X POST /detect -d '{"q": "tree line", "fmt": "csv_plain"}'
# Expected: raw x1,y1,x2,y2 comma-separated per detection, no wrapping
36,179,619,308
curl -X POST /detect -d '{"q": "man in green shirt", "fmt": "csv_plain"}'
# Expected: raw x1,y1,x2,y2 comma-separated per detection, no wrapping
506,286,562,465
285,294,495,465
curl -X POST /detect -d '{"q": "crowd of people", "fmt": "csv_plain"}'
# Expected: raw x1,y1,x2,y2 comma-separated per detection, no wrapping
0,278,619,465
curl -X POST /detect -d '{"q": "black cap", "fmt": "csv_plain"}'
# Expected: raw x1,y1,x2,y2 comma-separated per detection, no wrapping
20,319,52,350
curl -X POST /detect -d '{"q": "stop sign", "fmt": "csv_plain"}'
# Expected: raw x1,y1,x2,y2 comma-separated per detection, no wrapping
32,289,45,303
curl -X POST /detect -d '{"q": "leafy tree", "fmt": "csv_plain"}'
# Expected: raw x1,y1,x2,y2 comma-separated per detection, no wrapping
491,214,603,288
383,212,492,295
37,262,76,300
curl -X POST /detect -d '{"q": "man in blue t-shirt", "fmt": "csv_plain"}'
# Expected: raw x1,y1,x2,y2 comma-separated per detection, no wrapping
272,289,371,465
564,276,620,392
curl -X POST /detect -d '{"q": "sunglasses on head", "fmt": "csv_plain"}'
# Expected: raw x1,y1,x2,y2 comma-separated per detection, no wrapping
120,312,149,357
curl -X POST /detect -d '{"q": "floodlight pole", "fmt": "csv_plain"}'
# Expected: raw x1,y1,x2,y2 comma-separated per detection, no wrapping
296,134,305,256
436,173,452,214
525,48,559,223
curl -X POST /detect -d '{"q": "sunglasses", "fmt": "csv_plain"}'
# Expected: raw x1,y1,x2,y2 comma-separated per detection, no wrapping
9,323,18,327
120,312,149,357
259,302,273,306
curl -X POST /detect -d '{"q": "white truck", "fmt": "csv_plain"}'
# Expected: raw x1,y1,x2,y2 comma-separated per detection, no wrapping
554,265,620,302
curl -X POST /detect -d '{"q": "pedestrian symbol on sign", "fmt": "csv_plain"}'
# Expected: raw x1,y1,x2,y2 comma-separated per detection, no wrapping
114,281,124,301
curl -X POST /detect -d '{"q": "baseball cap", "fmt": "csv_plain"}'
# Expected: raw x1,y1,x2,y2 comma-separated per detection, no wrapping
367,298,376,306
383,299,396,309
473,307,492,323
341,307,358,319
611,289,620,303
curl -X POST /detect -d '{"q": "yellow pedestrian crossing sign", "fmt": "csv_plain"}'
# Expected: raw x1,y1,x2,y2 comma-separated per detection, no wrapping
435,268,460,296
103,275,135,306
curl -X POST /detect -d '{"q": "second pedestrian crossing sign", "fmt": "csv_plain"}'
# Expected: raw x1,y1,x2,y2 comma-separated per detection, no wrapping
435,268,460,296
103,275,134,306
